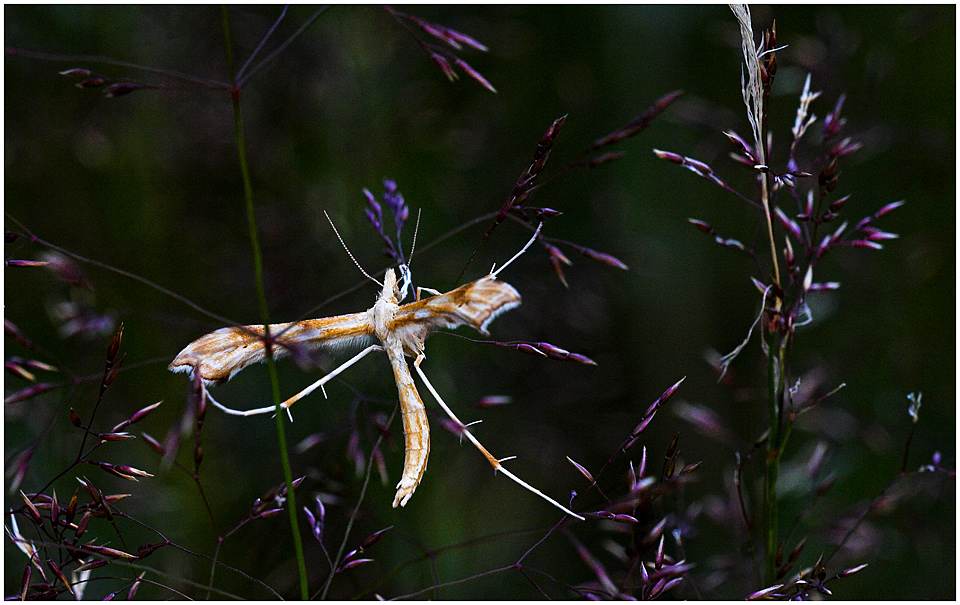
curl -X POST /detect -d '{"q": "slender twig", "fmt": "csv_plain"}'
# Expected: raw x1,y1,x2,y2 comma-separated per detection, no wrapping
351,525,548,599
235,5,289,82
393,565,516,600
391,524,580,601
4,46,230,89
317,404,399,599
38,504,287,599
237,5,330,89
382,5,438,59
5,213,238,328
763,334,781,583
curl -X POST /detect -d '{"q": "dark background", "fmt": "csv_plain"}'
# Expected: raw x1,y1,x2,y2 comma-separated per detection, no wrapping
5,5,954,599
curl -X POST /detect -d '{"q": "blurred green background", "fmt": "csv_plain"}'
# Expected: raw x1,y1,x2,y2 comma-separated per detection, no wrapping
5,5,954,599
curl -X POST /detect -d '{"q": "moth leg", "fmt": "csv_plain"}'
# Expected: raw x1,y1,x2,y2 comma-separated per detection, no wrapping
203,387,276,417
416,286,443,301
412,354,584,520
203,345,383,420
490,222,542,278
279,345,384,418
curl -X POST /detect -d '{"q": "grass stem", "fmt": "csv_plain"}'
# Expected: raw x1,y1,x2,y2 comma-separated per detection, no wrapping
220,6,309,599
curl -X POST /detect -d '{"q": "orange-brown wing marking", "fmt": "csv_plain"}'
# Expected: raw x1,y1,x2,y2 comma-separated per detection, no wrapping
384,337,431,507
390,276,520,353
168,312,374,385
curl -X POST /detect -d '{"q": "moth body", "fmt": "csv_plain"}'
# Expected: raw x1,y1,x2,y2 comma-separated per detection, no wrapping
170,266,520,507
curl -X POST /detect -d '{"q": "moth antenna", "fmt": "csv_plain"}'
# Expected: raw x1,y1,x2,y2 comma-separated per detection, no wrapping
492,222,543,278
324,210,383,287
407,208,422,269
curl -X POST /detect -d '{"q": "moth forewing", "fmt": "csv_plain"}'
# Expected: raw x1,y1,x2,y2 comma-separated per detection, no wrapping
168,312,374,385
392,276,521,338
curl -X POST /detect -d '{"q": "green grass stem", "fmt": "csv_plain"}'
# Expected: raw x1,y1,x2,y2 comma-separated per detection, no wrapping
220,6,309,599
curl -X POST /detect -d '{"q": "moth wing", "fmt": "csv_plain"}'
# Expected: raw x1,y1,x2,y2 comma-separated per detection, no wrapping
392,276,521,347
169,312,374,385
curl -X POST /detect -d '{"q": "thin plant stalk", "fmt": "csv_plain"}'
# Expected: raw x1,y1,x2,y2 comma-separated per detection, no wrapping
237,5,330,89
764,334,783,583
317,405,399,600
760,123,784,581
220,6,309,599
4,47,231,89
731,4,786,584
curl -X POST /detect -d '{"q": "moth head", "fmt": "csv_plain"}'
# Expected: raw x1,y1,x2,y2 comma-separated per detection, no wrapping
382,268,399,303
